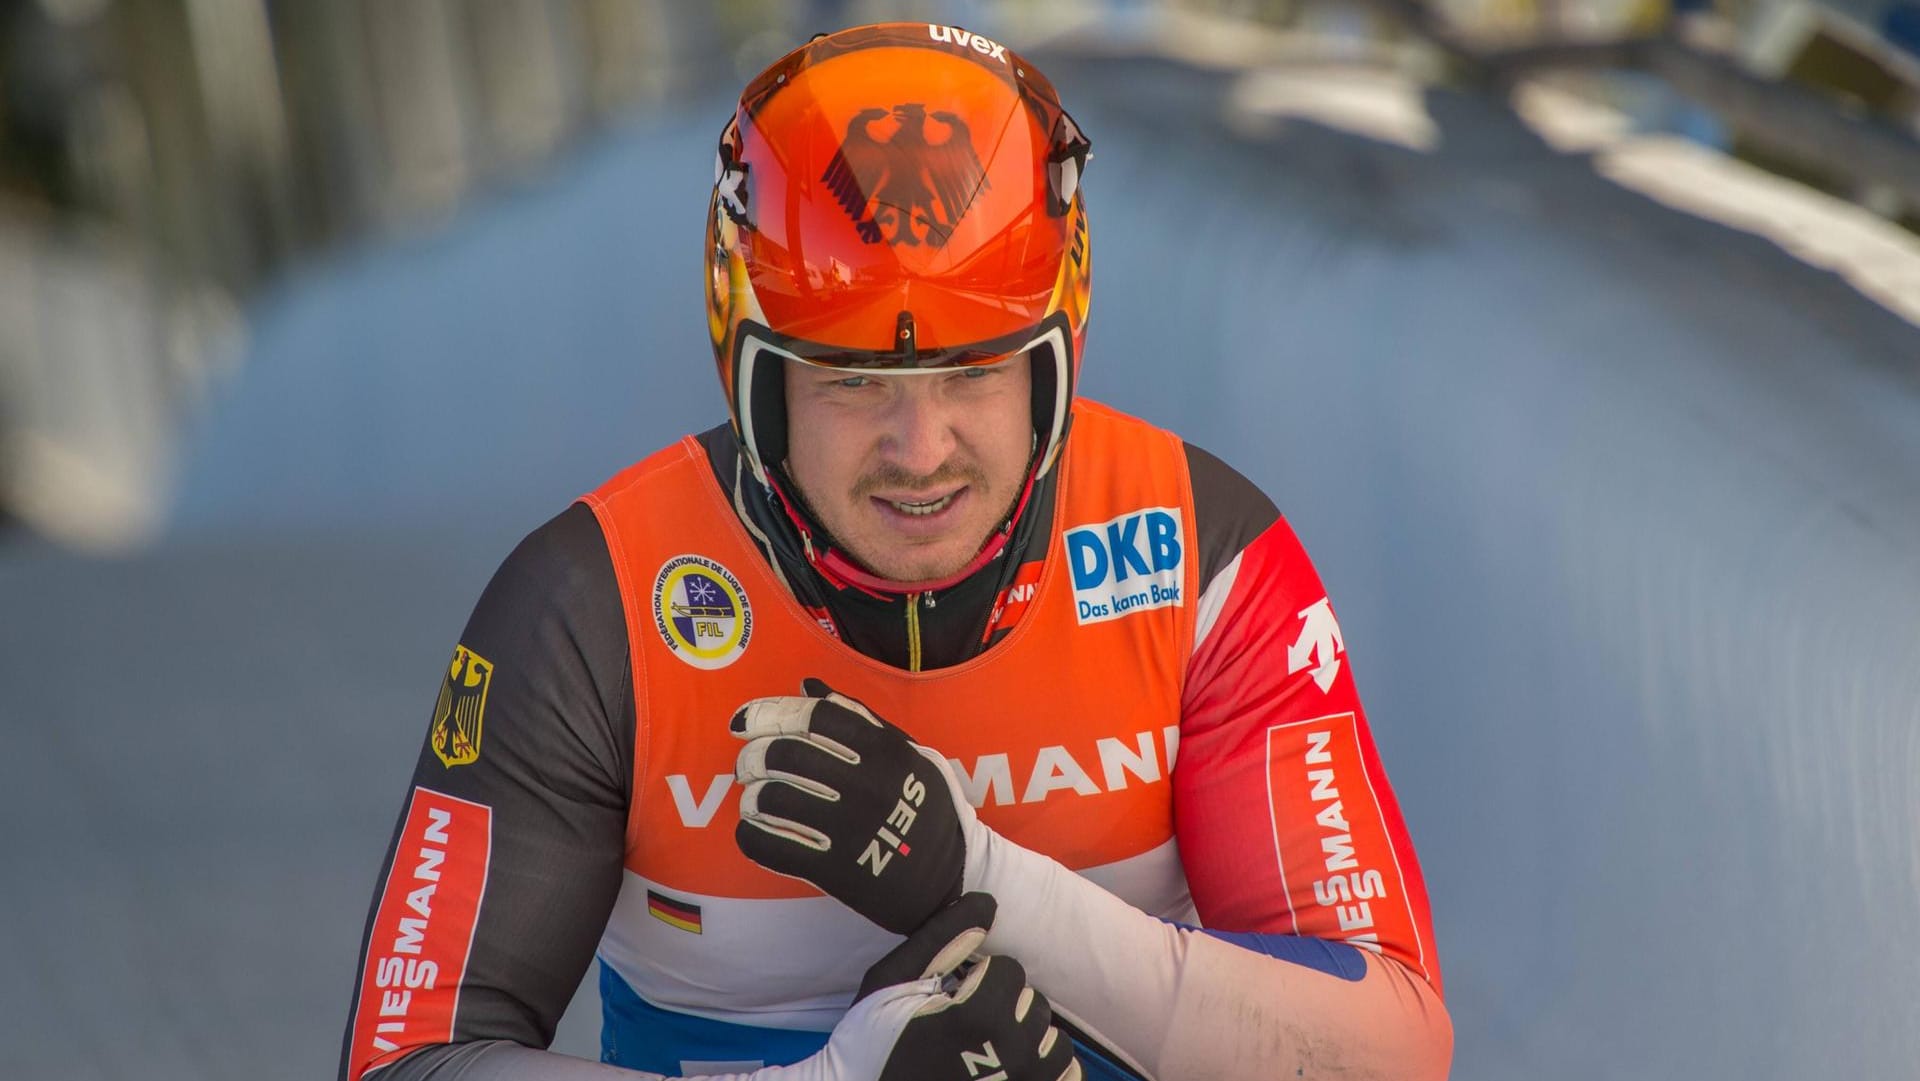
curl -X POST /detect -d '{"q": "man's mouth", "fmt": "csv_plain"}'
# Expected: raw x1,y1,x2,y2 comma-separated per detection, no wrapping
868,484,972,522
883,492,960,517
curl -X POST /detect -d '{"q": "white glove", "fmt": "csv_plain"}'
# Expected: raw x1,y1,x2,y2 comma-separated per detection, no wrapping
735,892,1079,1081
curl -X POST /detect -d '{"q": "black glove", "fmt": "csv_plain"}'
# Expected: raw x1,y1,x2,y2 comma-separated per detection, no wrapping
731,679,967,935
846,892,1080,1081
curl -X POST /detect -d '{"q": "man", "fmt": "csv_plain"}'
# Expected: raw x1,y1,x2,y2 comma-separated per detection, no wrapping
341,22,1452,1081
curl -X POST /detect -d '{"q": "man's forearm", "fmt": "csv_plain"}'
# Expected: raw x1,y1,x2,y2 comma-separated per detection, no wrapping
369,1040,847,1081
364,898,1081,1081
366,1041,659,1081
371,1039,896,1081
971,834,1452,1081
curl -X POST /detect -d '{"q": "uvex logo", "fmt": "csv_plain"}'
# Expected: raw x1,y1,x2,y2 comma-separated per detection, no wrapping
665,727,1180,828
927,24,1009,63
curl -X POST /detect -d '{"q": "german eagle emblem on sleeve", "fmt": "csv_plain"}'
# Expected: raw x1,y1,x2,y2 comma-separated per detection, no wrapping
430,645,493,768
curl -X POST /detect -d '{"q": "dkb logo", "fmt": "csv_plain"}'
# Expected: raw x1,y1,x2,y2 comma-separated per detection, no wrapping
1062,507,1184,625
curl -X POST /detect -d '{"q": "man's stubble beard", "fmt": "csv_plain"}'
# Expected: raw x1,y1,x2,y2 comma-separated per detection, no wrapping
791,456,1015,583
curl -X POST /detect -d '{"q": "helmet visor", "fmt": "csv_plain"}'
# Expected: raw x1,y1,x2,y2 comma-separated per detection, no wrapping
734,316,1053,372
730,313,1075,485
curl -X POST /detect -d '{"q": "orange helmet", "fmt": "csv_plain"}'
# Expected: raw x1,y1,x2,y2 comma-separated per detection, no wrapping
706,22,1092,493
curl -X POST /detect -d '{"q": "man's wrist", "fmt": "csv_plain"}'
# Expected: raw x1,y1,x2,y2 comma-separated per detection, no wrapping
956,815,1058,959
946,810,1171,1079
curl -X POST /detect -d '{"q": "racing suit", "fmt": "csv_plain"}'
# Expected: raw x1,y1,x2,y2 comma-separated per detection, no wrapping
340,400,1451,1080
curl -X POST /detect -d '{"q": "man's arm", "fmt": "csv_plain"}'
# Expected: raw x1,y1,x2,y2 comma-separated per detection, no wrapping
1180,444,1448,1065
968,446,1449,1079
340,505,636,1081
1183,444,1442,985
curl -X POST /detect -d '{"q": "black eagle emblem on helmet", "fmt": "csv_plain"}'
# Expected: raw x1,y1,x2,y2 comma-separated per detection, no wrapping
821,104,988,247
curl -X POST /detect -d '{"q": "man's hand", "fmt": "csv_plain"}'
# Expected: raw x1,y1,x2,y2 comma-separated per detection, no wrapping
812,892,1079,1081
730,683,1151,1080
731,679,973,934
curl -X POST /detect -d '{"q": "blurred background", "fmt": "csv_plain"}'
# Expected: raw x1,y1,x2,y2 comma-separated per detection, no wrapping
2,0,1917,1078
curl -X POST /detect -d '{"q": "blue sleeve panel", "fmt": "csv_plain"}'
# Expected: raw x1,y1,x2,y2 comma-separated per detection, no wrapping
599,963,830,1075
1185,924,1369,982
1069,1034,1151,1081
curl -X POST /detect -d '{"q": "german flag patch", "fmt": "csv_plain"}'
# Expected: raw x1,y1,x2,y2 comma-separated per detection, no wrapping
646,890,702,934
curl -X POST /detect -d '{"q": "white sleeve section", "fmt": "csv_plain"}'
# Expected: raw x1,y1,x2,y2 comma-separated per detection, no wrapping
1076,836,1196,925
963,825,1451,1080
1191,551,1244,656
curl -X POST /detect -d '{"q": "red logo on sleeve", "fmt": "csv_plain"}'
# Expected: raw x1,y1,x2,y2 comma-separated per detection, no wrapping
347,788,492,1079
1265,714,1431,981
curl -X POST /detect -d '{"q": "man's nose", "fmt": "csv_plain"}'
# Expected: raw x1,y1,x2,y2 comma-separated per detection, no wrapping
881,385,958,478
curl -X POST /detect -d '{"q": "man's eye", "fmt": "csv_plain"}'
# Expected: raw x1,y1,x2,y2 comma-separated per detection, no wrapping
834,375,871,389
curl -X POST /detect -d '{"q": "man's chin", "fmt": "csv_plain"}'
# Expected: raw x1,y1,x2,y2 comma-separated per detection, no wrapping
866,554,969,586
850,534,982,586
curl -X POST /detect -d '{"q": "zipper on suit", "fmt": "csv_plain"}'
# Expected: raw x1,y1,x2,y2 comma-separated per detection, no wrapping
905,592,923,671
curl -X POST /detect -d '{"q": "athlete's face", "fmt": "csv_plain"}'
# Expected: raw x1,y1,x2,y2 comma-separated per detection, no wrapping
784,357,1033,584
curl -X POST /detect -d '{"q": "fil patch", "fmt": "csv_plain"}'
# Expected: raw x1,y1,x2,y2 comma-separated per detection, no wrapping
1062,507,1185,625
653,555,753,670
431,645,493,768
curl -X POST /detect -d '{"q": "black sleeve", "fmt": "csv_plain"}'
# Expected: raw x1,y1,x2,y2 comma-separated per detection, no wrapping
340,503,635,1081
1183,442,1281,593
